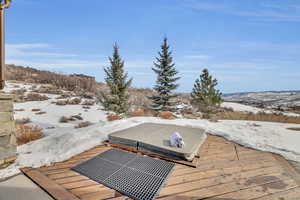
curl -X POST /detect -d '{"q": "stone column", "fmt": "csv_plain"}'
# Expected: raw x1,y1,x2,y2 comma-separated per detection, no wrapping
0,94,16,166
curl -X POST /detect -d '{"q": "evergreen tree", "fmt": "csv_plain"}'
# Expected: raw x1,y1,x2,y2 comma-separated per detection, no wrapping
99,44,132,114
191,69,222,113
149,37,180,111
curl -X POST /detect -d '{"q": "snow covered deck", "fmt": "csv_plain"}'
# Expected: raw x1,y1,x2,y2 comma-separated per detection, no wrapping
21,135,300,200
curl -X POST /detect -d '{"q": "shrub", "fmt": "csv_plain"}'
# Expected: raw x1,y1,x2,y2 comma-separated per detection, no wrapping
34,85,62,95
82,92,94,99
68,98,81,105
26,92,49,101
82,100,95,106
72,115,83,120
15,118,31,125
16,125,44,145
59,115,83,123
35,111,46,115
75,121,93,129
11,88,27,95
56,93,71,99
56,100,68,106
59,116,69,123
32,108,41,112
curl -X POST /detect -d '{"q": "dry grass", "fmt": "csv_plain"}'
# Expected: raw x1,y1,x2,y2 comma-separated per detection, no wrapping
107,115,122,121
158,111,175,119
16,125,44,145
75,121,93,129
129,108,155,117
6,64,98,94
214,111,300,124
287,128,300,131
129,109,146,117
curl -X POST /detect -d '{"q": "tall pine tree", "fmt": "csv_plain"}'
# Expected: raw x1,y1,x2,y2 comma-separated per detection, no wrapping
99,44,132,114
191,69,222,113
149,37,180,111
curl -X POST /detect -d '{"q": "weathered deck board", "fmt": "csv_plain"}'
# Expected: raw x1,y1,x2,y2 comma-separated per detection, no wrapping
21,135,300,200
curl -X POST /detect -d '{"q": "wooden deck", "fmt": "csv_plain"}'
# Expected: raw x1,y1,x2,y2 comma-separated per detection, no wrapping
21,135,300,200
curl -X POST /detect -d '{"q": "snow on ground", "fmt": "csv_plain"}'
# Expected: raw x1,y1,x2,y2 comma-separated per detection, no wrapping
1,82,300,180
1,117,300,180
222,102,264,113
14,101,107,130
4,81,108,131
2,81,33,94
222,102,300,117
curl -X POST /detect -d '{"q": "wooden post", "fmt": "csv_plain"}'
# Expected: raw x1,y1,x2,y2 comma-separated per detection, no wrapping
0,0,12,90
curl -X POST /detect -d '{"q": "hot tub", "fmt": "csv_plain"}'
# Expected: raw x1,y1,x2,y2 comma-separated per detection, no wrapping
108,123,207,161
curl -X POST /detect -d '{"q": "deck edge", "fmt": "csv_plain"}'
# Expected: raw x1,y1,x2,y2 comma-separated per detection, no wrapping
21,168,80,200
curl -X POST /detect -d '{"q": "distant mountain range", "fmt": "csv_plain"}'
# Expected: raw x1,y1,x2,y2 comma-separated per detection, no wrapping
223,90,300,97
223,90,300,113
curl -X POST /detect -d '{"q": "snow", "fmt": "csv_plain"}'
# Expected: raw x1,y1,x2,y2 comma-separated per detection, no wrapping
4,81,109,130
1,117,300,180
222,102,264,113
1,82,300,180
14,101,107,130
222,102,300,117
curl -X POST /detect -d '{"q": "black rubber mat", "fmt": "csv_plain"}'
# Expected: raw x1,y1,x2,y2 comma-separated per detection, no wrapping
72,149,175,200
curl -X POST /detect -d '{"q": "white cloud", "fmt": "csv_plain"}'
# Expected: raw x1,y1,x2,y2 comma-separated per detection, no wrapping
182,0,300,22
6,43,78,58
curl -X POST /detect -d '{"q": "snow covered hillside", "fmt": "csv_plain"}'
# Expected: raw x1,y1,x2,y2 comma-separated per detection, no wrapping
224,91,300,113
221,102,300,117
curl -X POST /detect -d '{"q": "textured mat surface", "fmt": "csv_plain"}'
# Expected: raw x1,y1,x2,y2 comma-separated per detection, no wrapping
72,149,175,200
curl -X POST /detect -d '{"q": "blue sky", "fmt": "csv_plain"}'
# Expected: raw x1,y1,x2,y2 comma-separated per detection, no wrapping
5,0,300,93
